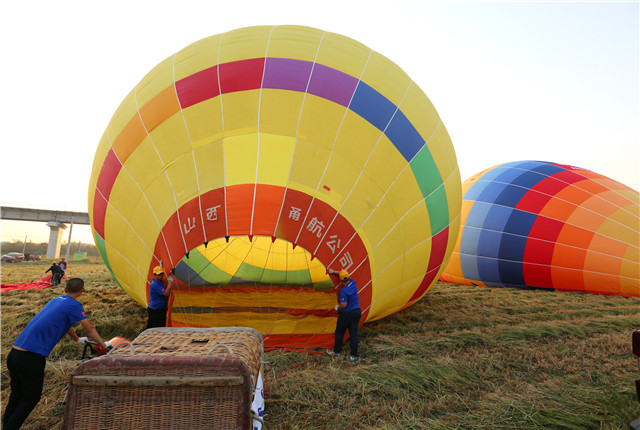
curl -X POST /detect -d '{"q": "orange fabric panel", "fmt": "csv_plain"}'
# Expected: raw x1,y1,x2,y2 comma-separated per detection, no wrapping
555,224,594,249
112,115,147,163
251,185,286,236
139,86,181,134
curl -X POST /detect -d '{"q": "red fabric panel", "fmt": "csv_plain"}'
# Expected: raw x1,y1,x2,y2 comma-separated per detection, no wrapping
175,65,220,109
274,190,314,243
408,226,449,302
218,58,265,94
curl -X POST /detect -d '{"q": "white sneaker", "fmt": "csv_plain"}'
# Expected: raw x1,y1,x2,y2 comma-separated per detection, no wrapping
326,349,340,357
349,355,358,362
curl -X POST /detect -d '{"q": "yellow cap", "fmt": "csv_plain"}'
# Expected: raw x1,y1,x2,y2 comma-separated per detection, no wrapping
339,270,350,281
153,266,165,275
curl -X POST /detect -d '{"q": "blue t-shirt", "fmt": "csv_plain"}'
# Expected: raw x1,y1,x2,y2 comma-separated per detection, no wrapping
339,279,360,312
148,279,167,310
14,295,86,357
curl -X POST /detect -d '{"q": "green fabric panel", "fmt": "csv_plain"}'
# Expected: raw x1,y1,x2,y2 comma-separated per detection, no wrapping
425,186,449,234
235,261,313,285
410,146,443,199
183,250,233,284
93,230,123,290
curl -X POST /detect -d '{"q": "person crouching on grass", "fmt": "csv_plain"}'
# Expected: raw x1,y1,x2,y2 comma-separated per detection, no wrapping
2,278,110,430
146,265,174,329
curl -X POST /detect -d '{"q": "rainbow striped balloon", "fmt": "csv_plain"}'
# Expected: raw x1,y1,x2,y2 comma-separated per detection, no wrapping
441,161,639,296
88,26,461,348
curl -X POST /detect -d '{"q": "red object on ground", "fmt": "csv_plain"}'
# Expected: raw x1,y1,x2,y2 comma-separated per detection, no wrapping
0,275,62,293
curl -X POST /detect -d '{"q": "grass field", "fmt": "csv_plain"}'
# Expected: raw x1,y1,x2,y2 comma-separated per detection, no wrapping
1,260,639,429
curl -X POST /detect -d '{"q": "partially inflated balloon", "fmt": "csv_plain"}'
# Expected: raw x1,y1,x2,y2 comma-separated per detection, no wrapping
441,161,639,296
89,25,461,348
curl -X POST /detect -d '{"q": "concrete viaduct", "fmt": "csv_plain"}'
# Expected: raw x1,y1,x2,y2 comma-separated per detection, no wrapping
1,206,90,259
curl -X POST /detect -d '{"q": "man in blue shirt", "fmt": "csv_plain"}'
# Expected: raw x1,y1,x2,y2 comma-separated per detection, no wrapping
147,265,174,329
3,278,109,430
326,269,362,362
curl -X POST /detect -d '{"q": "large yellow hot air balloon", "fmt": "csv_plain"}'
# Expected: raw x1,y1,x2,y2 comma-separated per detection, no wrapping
88,25,461,348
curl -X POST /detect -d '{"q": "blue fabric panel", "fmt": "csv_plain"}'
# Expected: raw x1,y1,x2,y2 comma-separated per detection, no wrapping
498,259,526,286
350,82,396,132
504,209,537,237
493,166,527,184
498,232,528,261
465,202,491,228
494,184,530,208
476,181,509,204
511,170,546,189
460,253,481,282
530,162,566,176
483,205,513,232
477,229,502,259
462,180,489,201
385,110,425,162
477,255,501,284
460,225,482,256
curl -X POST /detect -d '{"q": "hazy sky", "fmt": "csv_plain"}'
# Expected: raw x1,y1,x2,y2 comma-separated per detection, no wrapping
1,0,638,245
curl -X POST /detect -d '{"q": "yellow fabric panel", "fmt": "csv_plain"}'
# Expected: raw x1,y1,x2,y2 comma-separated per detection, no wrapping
164,151,200,206
121,138,166,196
296,95,346,150
342,176,387,240
128,199,163,253
134,56,176,108
315,32,370,77
193,137,225,194
203,241,244,275
331,111,382,173
102,239,147,306
172,311,336,335
103,88,138,153
288,141,331,194
174,287,332,309
257,133,295,187
148,113,192,167
617,189,640,204
364,136,411,199
428,125,461,198
136,166,177,239
396,203,432,250
595,210,637,244
397,83,440,142
173,34,224,82
183,99,224,148
600,205,640,244
222,90,259,137
225,134,258,186
218,26,272,64
384,168,428,223
359,51,411,105
368,245,427,318
89,131,114,198
620,245,640,295
267,26,324,61
259,89,305,137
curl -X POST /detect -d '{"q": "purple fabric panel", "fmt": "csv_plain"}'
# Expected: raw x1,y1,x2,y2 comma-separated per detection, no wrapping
263,57,312,92
307,63,358,107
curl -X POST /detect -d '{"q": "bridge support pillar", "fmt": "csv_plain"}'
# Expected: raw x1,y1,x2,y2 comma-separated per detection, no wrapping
46,222,67,259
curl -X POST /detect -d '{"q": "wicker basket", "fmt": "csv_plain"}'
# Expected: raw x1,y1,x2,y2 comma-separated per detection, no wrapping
63,327,263,430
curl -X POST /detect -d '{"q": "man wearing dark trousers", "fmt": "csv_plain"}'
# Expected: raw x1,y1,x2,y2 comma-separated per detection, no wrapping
326,269,362,362
3,278,109,429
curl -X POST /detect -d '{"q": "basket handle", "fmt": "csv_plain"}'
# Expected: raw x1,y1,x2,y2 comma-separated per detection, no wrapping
207,344,234,355
107,341,135,356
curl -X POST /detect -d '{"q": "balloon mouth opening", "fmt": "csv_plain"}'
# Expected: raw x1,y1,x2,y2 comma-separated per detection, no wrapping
171,235,333,290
